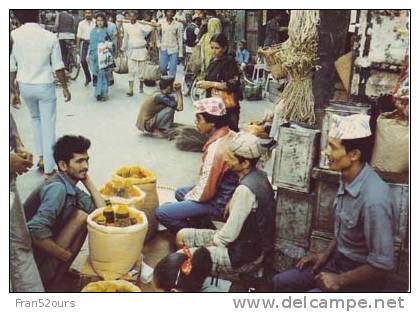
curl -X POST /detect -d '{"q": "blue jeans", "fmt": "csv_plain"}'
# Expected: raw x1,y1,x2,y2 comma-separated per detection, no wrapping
155,187,221,233
272,252,385,292
154,107,175,131
19,83,57,174
159,49,178,77
156,171,238,233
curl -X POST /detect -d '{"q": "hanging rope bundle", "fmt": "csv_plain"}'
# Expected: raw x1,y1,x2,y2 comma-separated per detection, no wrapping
275,10,320,125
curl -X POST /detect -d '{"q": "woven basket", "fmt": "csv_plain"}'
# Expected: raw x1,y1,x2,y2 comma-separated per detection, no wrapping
258,43,287,79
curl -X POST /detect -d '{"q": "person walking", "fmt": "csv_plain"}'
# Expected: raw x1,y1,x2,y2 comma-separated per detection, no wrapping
76,10,95,86
88,13,115,101
158,10,183,78
123,10,154,96
10,9,71,177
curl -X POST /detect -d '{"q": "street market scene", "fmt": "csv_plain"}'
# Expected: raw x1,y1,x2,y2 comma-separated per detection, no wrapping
9,9,409,293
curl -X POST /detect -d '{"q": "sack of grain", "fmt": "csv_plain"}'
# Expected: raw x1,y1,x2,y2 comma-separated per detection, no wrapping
113,166,159,240
371,111,409,173
100,182,146,209
81,280,141,292
114,52,128,74
87,208,148,280
143,62,160,81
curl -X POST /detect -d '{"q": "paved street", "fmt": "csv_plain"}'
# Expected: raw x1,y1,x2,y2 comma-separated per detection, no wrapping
13,67,274,202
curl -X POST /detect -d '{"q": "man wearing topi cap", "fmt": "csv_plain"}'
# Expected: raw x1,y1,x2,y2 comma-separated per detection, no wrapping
176,132,276,274
272,114,395,292
156,97,238,234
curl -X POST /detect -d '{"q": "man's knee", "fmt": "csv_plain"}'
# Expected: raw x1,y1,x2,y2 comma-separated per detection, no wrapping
175,188,186,201
272,272,288,291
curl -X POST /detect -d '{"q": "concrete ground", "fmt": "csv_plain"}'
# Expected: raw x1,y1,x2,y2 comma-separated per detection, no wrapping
12,66,274,292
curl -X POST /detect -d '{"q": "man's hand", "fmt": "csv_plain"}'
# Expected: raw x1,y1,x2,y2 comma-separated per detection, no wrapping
57,249,73,262
296,252,329,273
10,153,33,178
15,146,33,162
315,272,343,292
223,200,232,220
11,92,21,109
63,87,71,102
173,81,182,91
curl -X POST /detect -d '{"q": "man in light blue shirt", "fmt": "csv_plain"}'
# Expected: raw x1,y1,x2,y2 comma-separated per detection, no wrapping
272,114,395,292
24,135,105,291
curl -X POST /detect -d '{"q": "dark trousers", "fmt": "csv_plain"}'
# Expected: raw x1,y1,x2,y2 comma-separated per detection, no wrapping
272,251,386,292
80,40,93,83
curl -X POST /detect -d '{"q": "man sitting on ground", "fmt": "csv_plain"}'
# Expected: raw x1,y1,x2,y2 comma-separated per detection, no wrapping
176,132,276,274
136,76,183,138
272,114,395,292
24,135,106,291
156,97,238,233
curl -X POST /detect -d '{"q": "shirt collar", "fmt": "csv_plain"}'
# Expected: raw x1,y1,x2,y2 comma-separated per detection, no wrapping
23,23,42,29
56,172,77,196
337,163,371,197
203,126,230,152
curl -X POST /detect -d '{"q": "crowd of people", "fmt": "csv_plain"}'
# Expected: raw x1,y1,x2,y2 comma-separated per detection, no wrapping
10,9,397,294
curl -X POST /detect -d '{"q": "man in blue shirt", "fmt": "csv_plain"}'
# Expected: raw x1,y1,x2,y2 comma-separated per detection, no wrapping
24,135,106,291
235,40,250,71
272,114,395,292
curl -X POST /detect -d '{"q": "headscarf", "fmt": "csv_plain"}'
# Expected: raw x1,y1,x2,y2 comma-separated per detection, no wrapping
200,18,222,75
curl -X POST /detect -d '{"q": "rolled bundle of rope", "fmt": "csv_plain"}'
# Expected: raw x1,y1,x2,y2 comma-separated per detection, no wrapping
275,10,320,125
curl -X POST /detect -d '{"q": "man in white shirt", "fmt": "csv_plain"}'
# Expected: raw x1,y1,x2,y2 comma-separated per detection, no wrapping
176,132,276,274
10,10,71,177
76,10,95,86
158,10,183,78
123,10,154,95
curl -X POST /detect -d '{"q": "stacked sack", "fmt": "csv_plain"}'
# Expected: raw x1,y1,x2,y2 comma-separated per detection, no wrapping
113,166,159,241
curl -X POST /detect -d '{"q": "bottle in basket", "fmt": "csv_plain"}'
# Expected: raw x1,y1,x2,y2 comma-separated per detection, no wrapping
103,200,115,225
115,204,130,227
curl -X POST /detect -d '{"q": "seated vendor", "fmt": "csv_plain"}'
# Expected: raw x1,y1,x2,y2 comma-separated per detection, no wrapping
176,132,276,275
153,246,213,292
155,97,239,233
235,39,250,71
136,76,183,138
24,135,106,291
272,114,395,292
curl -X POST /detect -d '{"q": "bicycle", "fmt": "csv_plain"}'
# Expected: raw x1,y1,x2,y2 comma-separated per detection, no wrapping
63,40,81,81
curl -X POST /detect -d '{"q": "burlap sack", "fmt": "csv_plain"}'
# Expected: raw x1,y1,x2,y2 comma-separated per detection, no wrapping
113,166,159,241
82,280,141,292
371,111,409,173
100,183,146,209
87,208,148,280
114,52,128,74
143,62,160,81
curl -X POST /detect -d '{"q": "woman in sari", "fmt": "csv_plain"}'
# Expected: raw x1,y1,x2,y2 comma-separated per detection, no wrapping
89,13,115,101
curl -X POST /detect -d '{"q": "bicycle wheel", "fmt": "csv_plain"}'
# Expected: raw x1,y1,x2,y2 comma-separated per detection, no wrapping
68,51,81,81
